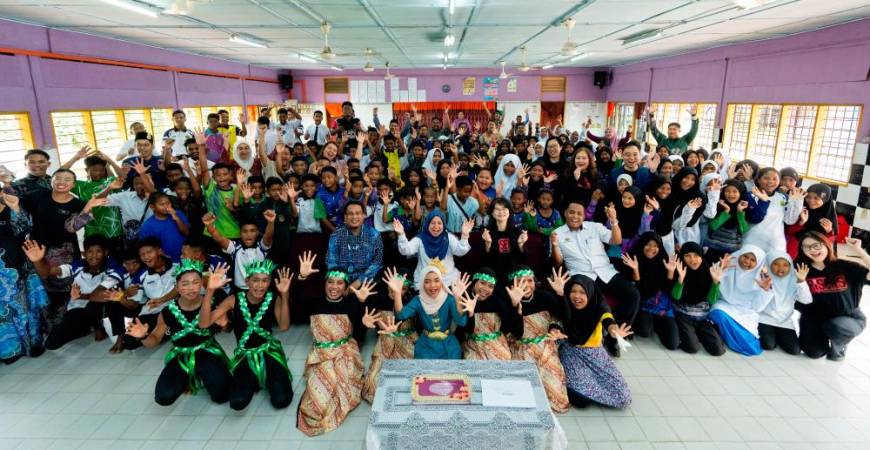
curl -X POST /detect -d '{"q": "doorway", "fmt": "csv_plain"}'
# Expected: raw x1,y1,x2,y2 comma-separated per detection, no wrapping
540,101,565,129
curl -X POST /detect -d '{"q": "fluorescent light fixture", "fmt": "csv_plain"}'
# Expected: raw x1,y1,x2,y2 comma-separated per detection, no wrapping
298,54,317,63
442,64,447,70
163,0,189,15
570,52,589,61
542,64,554,69
229,34,267,48
731,0,768,9
330,66,343,71
449,0,455,15
98,0,159,18
622,29,663,46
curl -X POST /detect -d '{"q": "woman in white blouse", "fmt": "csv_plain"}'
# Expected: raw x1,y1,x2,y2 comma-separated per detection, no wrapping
393,210,472,288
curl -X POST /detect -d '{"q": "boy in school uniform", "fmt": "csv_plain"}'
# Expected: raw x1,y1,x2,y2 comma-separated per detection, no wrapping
202,209,275,292
123,237,178,350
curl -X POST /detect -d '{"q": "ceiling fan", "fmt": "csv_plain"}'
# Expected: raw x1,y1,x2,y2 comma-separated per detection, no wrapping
362,48,375,72
560,17,579,56
517,46,539,72
498,60,512,79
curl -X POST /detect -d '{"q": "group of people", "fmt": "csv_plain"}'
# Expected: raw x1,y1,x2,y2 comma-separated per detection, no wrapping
0,101,868,436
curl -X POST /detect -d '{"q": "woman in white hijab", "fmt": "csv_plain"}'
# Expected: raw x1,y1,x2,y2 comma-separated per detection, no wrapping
384,265,476,359
494,153,522,200
708,245,775,356
232,140,260,175
422,148,443,175
757,250,811,354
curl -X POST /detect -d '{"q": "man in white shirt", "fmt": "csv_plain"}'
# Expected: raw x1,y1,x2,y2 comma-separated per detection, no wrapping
116,122,147,161
552,200,640,354
271,107,303,146
304,110,329,148
163,110,195,157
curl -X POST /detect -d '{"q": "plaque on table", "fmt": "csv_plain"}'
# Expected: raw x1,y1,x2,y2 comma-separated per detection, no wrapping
411,374,471,404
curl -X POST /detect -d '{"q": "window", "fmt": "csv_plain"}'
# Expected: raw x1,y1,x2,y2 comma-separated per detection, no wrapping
614,103,635,138
123,109,151,136
51,112,93,170
0,113,35,178
183,108,203,130
650,102,718,149
724,103,862,183
90,110,126,154
150,108,174,138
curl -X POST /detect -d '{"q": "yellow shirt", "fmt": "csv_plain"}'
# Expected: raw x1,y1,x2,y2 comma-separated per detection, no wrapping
581,312,614,348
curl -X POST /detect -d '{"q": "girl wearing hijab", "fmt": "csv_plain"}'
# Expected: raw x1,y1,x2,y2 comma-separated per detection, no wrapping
682,150,702,172
697,172,722,249
612,186,652,255
595,146,616,178
743,167,804,253
705,179,750,262
231,141,261,176
796,232,870,360
779,167,802,192
656,158,674,180
394,210,472,288
623,232,679,350
700,160,719,177
453,267,514,360
671,167,706,246
507,266,570,413
758,251,812,355
386,265,475,359
646,176,677,256
785,183,838,258
549,274,632,409
668,155,684,173
708,245,774,356
421,148,443,175
670,243,726,356
494,153,522,200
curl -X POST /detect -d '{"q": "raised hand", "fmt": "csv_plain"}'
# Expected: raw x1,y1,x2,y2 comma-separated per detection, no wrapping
675,260,687,283
194,128,207,146
361,307,381,329
1,192,20,211
376,315,402,335
687,197,703,210
846,237,864,252
550,231,559,246
83,196,108,213
201,212,217,227
459,293,478,315
795,263,810,282
644,195,659,214
240,183,254,201
506,277,530,307
751,186,769,202
789,187,807,202
207,262,231,290
663,254,678,273
799,207,809,225
275,267,294,294
756,267,772,291
524,200,537,217
450,272,471,298
75,145,92,160
70,283,81,300
298,251,319,279
349,278,378,301
608,323,633,339
125,318,149,339
392,218,405,236
605,202,618,223
546,266,570,297
688,104,698,116
481,228,492,245
621,254,639,272
382,266,406,295
518,230,529,248
709,261,724,284
379,190,391,206
819,218,833,233
460,218,474,237
235,168,248,186
737,200,749,212
263,209,277,223
706,177,722,192
718,200,731,214
719,253,733,269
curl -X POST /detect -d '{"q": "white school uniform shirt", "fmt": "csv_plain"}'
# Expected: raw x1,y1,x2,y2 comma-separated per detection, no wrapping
397,233,471,288
257,129,279,156
742,191,802,253
59,261,122,310
305,123,329,146
272,119,302,145
163,128,195,157
132,263,179,315
554,222,618,283
758,281,812,330
369,201,397,232
673,204,701,245
106,190,153,224
224,239,271,289
116,138,137,160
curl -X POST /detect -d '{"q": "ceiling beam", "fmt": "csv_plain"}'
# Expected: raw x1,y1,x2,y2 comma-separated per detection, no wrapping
357,0,414,66
492,0,597,65
453,0,481,65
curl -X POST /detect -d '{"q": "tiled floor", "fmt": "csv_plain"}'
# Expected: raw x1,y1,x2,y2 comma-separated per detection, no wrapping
2,290,870,450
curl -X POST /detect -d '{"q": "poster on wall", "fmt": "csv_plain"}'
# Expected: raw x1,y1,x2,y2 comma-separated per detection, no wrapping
507,78,517,93
483,77,499,100
462,77,475,96
564,102,607,139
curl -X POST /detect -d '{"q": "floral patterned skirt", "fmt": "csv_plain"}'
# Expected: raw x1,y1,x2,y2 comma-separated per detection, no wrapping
559,343,631,408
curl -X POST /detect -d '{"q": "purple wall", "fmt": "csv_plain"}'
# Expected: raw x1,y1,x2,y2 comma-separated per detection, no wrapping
290,67,608,104
605,18,870,136
0,19,286,147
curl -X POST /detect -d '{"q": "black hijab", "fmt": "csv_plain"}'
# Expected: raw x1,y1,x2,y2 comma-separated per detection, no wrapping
647,175,676,235
617,186,646,238
562,274,611,345
595,146,615,177
718,179,747,228
804,183,838,237
678,242,712,305
629,232,668,299
671,167,705,228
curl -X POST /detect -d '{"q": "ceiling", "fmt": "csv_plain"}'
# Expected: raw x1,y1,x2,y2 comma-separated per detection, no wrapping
1,0,868,71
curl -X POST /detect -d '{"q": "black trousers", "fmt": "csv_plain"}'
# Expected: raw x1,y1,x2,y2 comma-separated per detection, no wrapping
676,314,726,356
104,302,142,336
155,350,231,406
123,313,160,350
596,273,641,326
799,310,866,359
634,311,680,350
230,355,294,411
758,323,800,355
45,303,105,350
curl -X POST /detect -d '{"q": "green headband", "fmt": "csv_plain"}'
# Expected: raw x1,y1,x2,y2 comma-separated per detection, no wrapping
243,259,276,278
326,270,349,282
473,273,497,285
174,259,204,278
508,269,534,281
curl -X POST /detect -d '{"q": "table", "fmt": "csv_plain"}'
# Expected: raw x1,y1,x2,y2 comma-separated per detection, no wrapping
366,359,568,450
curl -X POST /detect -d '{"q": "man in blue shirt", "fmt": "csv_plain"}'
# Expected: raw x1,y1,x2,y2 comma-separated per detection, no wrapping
327,201,383,288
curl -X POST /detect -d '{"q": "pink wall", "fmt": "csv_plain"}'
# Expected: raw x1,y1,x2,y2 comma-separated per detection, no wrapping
0,19,286,147
290,67,608,104
605,18,870,136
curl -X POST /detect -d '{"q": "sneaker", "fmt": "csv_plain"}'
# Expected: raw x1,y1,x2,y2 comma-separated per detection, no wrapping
827,343,846,361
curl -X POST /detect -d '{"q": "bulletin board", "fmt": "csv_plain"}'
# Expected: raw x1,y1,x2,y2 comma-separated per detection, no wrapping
497,101,541,136
564,102,607,137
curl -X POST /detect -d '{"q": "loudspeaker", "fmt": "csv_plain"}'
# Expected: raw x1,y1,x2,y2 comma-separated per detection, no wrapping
593,71,608,89
278,74,294,90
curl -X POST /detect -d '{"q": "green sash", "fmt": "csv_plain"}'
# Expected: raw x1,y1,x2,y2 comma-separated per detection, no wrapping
164,301,228,394
469,331,503,342
228,292,292,389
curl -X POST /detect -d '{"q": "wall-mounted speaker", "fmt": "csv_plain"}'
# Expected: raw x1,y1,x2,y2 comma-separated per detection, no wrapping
278,74,294,90
593,71,608,89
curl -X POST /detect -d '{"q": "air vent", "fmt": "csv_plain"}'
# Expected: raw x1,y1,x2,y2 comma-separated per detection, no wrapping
541,76,566,93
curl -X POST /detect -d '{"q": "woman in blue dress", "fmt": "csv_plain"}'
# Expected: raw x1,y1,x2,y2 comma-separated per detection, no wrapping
383,264,476,359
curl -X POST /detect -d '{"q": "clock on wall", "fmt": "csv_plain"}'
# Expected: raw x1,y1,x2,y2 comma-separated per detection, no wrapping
441,84,451,93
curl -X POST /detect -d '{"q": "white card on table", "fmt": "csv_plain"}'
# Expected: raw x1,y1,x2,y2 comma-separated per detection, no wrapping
481,379,535,408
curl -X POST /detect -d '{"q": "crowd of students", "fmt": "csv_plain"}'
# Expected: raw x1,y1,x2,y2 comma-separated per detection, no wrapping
0,101,868,435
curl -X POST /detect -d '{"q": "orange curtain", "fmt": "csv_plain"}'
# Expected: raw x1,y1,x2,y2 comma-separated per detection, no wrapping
393,101,496,128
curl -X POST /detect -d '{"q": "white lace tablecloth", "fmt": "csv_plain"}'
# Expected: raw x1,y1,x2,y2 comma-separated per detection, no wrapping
366,359,568,450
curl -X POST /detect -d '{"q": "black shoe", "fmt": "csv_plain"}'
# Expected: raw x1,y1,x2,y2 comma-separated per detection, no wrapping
605,336,620,358
827,343,846,361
